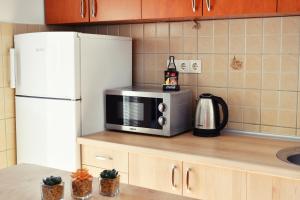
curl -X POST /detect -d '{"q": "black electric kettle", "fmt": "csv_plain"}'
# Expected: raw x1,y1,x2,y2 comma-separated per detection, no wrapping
193,93,228,137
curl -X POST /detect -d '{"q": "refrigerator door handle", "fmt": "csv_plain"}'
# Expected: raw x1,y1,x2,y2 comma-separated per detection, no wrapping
9,48,16,88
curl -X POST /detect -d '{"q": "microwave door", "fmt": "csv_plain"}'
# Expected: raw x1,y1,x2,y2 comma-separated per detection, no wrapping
106,95,163,129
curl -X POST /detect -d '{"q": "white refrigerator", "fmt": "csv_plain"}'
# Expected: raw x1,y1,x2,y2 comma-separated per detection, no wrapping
11,32,132,171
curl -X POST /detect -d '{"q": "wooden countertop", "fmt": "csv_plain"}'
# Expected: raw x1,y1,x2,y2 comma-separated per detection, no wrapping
0,164,196,200
78,131,300,180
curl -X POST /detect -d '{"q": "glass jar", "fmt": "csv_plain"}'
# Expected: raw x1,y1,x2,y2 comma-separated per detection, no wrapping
71,177,93,199
41,182,64,200
99,175,120,197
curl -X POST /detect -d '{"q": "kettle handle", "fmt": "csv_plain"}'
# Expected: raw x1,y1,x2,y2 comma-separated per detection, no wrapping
213,96,228,131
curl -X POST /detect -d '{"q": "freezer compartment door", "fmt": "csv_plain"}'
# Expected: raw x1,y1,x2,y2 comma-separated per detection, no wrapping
14,32,80,99
16,96,81,171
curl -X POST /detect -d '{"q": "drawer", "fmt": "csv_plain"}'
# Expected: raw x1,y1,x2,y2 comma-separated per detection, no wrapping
81,145,128,173
82,164,128,184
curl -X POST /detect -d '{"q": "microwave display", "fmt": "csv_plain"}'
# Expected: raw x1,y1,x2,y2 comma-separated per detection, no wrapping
106,95,163,129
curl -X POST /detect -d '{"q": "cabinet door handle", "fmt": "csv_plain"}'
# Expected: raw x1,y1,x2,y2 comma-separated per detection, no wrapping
192,0,196,12
206,0,211,11
91,0,96,17
95,155,113,161
171,165,177,188
80,0,85,18
186,168,191,190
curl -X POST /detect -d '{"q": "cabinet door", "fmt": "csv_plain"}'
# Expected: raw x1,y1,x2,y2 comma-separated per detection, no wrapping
129,153,182,195
142,0,202,20
183,162,246,200
278,0,300,14
247,173,300,200
90,0,141,22
203,0,277,17
45,0,90,24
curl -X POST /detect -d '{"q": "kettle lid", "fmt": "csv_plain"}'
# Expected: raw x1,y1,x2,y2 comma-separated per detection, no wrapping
199,93,213,98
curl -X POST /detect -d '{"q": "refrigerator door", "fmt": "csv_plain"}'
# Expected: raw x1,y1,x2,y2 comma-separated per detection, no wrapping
16,96,81,171
14,32,80,100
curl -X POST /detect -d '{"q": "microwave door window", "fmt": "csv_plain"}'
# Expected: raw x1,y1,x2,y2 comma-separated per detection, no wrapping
106,95,162,129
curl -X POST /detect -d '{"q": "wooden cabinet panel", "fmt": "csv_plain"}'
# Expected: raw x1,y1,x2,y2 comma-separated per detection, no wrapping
183,162,246,200
203,0,277,17
142,0,202,20
45,0,90,24
81,145,128,173
129,153,182,195
278,0,300,13
90,0,141,22
247,173,300,200
82,164,129,183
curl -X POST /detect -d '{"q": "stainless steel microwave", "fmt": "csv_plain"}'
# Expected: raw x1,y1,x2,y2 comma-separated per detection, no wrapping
105,86,192,137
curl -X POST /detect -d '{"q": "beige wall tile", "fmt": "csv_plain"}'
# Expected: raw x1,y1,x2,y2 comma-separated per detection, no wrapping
6,149,16,167
198,36,213,53
281,35,300,54
213,36,228,53
261,90,279,108
107,25,119,36
5,118,15,149
144,23,156,38
4,88,15,118
263,35,281,54
246,35,262,54
243,124,260,132
263,17,281,35
131,24,143,38
183,37,197,53
261,109,278,126
198,20,213,36
229,19,245,35
97,25,108,35
0,151,7,169
156,23,169,37
133,54,143,84
229,35,245,54
143,38,156,53
282,16,300,35
119,24,131,37
246,18,263,35
213,20,229,36
227,122,243,130
261,126,296,136
278,110,296,127
243,108,260,124
0,89,5,119
170,37,183,53
170,22,183,37
155,37,169,53
0,120,5,151
262,73,280,90
183,21,197,37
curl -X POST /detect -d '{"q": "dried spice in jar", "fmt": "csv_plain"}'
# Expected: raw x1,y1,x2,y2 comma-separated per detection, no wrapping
71,169,93,199
99,169,120,197
41,176,64,200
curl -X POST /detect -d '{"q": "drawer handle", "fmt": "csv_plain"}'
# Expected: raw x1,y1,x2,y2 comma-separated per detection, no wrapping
95,155,113,161
171,165,177,188
186,168,191,191
206,0,211,11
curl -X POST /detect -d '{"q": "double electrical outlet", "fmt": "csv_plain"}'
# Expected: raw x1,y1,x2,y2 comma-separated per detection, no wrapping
167,59,202,73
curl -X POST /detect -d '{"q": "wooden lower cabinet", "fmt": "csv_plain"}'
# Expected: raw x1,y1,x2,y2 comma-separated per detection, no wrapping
247,173,300,200
129,153,182,195
183,162,246,200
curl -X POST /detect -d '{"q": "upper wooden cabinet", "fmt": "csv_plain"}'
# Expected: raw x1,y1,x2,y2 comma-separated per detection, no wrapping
142,0,202,20
45,0,90,24
90,0,142,22
278,0,300,13
203,0,277,17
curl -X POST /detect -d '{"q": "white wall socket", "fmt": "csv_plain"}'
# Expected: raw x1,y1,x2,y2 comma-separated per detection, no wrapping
167,59,201,74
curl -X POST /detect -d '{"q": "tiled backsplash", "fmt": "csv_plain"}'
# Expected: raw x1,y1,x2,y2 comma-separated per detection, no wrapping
0,16,299,170
76,16,300,137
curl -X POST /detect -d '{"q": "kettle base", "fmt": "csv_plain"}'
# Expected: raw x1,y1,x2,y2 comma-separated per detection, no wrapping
193,128,220,137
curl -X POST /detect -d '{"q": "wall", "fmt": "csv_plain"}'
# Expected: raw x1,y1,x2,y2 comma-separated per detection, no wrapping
0,0,44,24
77,16,300,137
